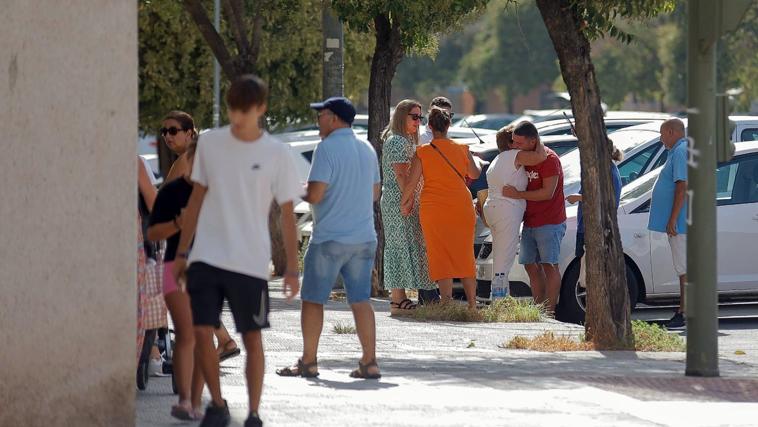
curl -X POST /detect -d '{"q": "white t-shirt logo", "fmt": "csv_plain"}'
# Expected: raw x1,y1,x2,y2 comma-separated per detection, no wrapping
526,170,540,181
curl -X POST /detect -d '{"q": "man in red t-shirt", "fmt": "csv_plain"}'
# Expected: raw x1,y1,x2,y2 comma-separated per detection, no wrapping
503,121,566,314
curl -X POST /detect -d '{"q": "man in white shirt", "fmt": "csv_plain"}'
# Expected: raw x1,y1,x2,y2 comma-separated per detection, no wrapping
419,96,454,145
173,75,302,427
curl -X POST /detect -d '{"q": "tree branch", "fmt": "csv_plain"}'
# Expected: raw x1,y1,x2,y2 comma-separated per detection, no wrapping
182,0,237,79
222,0,252,58
249,7,264,65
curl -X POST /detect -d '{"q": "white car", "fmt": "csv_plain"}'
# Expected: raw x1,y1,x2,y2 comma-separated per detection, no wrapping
534,112,671,137
476,141,758,323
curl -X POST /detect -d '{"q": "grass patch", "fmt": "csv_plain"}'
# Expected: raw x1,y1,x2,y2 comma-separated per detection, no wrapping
482,298,544,323
412,297,545,323
332,322,356,334
503,320,686,352
631,320,686,352
505,331,593,351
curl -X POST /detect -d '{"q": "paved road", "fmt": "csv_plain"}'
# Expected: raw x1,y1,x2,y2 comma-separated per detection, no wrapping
137,280,758,426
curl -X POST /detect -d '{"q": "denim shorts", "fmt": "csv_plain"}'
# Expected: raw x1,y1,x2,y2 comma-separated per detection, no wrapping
519,222,566,265
301,240,377,305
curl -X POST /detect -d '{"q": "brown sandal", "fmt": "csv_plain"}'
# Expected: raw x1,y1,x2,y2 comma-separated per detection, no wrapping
276,358,319,378
349,359,381,379
390,298,417,316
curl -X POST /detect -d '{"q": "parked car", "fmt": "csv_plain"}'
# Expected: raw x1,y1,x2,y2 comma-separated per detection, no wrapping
454,114,519,130
534,112,672,137
560,116,758,199
476,140,758,323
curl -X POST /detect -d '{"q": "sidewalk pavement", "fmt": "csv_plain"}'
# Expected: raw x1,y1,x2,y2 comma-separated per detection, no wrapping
137,279,758,426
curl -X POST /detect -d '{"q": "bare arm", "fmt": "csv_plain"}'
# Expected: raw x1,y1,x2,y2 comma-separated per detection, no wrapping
374,183,381,202
391,163,411,193
401,155,423,214
504,175,560,201
138,158,157,212
303,181,328,205
280,200,300,301
466,150,482,179
515,140,547,167
667,180,687,236
147,220,179,241
172,183,207,281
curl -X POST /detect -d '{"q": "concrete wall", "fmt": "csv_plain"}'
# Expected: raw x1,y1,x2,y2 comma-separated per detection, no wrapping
0,2,137,426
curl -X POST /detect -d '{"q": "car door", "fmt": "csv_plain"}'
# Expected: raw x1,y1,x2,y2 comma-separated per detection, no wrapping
716,154,758,291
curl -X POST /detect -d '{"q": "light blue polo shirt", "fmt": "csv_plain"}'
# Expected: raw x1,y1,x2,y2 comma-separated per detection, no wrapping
648,138,688,234
308,127,380,244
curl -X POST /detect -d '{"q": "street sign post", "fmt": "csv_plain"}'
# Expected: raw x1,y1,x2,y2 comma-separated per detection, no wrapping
685,0,751,377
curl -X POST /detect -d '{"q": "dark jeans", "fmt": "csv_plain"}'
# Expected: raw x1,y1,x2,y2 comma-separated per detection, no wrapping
417,288,440,305
575,232,585,258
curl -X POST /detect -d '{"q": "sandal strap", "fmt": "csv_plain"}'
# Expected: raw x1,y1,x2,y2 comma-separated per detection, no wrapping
397,299,417,310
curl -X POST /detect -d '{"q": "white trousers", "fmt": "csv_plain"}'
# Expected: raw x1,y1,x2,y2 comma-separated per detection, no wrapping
484,200,524,276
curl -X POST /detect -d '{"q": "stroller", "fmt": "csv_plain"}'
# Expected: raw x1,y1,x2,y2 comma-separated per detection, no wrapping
138,326,178,394
136,206,178,394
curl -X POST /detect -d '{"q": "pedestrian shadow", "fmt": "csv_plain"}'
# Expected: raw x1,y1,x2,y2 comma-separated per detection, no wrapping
304,376,399,391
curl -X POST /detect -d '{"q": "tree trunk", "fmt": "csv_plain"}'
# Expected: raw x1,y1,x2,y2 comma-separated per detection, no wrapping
536,0,633,349
367,14,404,293
268,201,287,276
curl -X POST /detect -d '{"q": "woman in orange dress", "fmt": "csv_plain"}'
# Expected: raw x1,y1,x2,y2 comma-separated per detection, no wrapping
401,107,483,308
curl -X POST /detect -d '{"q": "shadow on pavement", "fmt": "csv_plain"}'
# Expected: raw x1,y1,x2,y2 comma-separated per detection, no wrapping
304,377,399,391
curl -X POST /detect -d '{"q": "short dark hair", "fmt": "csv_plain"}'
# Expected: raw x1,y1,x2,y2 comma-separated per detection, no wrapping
428,106,452,133
226,74,268,112
429,96,452,110
513,121,539,140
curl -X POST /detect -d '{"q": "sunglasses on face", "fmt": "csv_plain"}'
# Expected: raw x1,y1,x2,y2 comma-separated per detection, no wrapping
408,114,425,122
160,126,186,136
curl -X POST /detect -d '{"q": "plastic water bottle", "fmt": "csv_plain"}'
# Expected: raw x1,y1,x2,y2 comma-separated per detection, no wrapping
491,273,505,300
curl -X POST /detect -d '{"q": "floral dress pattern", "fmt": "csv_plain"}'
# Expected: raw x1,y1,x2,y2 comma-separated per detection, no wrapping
380,134,436,290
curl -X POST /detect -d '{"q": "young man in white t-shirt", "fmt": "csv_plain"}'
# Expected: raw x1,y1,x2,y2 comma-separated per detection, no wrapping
173,75,302,427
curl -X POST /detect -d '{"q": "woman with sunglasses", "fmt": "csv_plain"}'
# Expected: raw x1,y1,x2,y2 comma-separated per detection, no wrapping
160,112,241,362
401,107,483,310
379,100,437,315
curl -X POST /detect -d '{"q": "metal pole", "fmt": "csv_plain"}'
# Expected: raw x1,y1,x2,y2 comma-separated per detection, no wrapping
322,0,344,98
685,0,719,377
212,0,220,128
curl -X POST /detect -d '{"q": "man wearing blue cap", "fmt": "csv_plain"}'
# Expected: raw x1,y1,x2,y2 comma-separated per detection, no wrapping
276,97,382,379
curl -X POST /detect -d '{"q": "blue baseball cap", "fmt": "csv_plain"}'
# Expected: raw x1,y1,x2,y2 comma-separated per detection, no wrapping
309,96,356,125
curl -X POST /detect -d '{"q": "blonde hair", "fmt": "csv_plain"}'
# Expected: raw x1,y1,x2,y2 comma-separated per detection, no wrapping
381,99,422,143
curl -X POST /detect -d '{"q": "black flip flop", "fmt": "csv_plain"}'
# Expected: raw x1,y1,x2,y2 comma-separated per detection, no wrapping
218,341,241,362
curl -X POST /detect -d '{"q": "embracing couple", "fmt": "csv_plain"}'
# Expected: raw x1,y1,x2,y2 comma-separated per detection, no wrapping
483,121,566,314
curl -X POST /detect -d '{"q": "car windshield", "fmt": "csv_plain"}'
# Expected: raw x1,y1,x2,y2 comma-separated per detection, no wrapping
561,129,660,190
619,166,661,203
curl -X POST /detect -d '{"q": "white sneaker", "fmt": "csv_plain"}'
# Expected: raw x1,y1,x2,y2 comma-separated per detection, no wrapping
148,357,164,377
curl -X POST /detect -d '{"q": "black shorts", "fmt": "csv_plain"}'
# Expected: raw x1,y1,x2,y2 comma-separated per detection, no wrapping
186,262,270,333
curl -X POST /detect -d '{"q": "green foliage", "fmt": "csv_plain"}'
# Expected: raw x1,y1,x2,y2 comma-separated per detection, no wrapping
458,0,559,109
569,0,676,42
332,0,489,55
138,0,373,133
719,1,758,112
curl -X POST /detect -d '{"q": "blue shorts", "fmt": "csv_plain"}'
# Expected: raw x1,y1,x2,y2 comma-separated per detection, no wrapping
519,222,566,265
301,240,377,305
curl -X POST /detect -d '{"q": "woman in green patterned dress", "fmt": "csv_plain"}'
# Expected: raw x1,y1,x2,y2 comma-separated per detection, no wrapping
380,99,437,315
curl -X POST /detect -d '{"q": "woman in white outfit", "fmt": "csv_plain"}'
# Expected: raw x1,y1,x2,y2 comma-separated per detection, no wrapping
483,125,547,278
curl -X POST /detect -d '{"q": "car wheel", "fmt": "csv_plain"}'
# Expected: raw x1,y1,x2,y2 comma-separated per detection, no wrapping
555,259,639,325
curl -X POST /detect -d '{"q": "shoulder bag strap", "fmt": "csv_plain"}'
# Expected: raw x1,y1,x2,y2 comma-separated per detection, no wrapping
430,142,467,185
